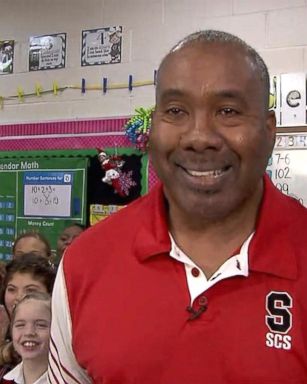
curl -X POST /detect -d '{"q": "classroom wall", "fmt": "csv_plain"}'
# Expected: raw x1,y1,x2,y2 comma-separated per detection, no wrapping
1,0,307,124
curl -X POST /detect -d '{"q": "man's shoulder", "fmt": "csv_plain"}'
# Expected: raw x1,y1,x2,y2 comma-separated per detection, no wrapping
63,183,165,266
273,191,307,235
264,176,307,225
282,193,307,223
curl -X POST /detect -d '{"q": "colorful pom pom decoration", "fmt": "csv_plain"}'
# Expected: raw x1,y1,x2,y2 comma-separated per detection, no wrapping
124,107,154,152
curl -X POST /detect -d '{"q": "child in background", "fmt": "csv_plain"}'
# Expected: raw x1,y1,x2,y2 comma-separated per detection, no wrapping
0,262,9,346
12,233,51,261
2,254,55,319
2,292,51,383
0,254,56,379
56,223,85,262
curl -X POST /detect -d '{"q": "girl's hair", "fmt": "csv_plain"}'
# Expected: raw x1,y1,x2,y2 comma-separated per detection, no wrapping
10,291,51,325
12,231,52,258
0,261,6,287
0,253,56,306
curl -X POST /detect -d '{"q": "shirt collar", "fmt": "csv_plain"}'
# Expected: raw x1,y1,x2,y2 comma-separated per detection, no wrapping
4,363,24,383
169,232,251,278
135,176,300,280
170,233,252,302
134,182,171,261
4,362,48,384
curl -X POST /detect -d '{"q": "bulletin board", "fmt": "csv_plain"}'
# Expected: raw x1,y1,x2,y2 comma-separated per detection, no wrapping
0,146,149,260
266,131,307,207
87,147,148,225
0,150,88,260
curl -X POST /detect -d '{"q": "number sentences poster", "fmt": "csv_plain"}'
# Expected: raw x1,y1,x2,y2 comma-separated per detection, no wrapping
266,133,307,206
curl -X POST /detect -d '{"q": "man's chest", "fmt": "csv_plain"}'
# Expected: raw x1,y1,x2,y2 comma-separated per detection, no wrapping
71,263,307,383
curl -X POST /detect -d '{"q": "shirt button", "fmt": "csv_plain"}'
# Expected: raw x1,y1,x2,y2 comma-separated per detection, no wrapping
199,296,208,306
191,267,200,277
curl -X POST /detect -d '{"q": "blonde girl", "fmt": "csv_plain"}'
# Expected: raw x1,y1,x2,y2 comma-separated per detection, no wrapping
2,292,51,384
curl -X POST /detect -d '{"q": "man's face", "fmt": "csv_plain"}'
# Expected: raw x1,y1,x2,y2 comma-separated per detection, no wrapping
150,42,276,222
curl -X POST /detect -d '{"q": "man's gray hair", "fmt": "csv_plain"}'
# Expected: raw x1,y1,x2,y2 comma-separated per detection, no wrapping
168,30,270,96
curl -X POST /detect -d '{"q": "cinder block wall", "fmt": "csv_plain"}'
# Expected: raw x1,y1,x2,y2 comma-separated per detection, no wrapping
0,0,307,123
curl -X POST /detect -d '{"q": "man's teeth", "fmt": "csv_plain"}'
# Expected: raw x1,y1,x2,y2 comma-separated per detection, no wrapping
187,169,224,177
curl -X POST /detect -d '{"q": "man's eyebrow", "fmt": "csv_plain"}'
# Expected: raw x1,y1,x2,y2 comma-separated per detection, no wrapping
157,89,186,101
213,90,247,104
158,89,248,103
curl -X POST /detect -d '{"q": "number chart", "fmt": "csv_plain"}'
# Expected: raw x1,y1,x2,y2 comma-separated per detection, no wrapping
266,133,307,207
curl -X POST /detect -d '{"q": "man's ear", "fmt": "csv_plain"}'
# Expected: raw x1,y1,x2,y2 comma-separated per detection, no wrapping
266,110,277,152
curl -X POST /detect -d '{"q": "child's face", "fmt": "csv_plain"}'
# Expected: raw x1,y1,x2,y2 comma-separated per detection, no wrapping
12,299,51,361
56,225,84,257
5,272,48,316
13,237,49,259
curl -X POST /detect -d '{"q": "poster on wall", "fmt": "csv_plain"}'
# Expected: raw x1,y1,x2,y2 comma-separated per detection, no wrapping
23,171,73,217
266,132,307,207
0,152,87,261
0,40,14,75
29,33,66,71
81,26,122,66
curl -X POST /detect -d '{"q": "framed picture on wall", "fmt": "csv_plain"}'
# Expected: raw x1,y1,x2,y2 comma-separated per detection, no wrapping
81,26,122,66
0,40,14,75
29,33,66,71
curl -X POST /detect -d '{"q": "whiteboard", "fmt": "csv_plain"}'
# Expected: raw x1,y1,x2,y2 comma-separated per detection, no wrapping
266,133,307,207
23,171,73,217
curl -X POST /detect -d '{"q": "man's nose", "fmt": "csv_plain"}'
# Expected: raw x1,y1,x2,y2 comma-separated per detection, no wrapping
179,113,223,151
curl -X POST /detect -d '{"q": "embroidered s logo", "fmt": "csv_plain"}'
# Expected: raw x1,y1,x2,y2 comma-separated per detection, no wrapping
265,291,293,350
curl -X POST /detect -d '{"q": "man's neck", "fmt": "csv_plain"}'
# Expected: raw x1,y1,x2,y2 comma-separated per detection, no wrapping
168,188,263,278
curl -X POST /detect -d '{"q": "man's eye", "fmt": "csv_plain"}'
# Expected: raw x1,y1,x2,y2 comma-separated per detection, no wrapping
166,107,184,115
219,108,238,116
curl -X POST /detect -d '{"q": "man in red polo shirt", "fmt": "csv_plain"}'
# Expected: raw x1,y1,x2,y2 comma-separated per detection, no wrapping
48,30,307,383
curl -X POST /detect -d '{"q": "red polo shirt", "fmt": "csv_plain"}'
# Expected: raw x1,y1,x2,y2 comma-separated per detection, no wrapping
58,176,307,383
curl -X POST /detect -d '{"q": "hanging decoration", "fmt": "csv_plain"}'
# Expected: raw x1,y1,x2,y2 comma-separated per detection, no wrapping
124,107,154,152
0,76,155,110
97,149,136,197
